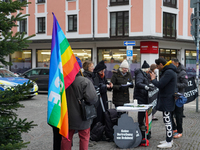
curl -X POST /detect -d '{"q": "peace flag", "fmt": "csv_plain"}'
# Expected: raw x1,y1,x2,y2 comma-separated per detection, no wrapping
47,13,80,138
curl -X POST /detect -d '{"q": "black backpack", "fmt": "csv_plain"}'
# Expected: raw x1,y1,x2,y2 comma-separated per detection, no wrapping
90,122,105,141
104,109,118,140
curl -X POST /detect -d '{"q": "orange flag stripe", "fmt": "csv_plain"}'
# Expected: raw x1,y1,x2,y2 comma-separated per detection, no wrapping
62,55,76,77
61,46,73,66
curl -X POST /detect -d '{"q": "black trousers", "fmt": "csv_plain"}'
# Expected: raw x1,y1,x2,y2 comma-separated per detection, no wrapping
52,126,62,150
163,111,173,142
172,105,183,133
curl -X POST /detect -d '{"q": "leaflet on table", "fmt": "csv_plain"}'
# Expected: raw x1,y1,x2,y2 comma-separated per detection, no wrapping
121,82,132,87
124,103,153,107
116,106,149,111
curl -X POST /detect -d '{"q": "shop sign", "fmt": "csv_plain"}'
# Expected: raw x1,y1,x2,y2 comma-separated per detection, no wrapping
140,41,158,54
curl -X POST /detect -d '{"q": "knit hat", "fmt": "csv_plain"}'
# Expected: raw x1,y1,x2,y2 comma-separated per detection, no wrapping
120,60,129,69
76,57,82,68
142,60,150,69
94,60,107,73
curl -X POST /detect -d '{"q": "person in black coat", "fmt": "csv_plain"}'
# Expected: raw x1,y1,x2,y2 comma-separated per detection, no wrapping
83,61,94,84
111,59,133,107
150,58,177,149
171,58,188,139
92,60,112,127
134,60,154,139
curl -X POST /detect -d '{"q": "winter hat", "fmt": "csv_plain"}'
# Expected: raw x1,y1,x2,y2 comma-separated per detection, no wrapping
142,60,150,69
76,57,82,68
175,95,187,107
94,60,107,73
120,60,129,69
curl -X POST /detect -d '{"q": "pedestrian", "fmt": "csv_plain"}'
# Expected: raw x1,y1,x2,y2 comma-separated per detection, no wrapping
111,59,133,108
61,57,98,150
92,60,113,127
83,61,94,83
134,60,154,139
171,58,188,139
150,64,158,121
149,57,177,149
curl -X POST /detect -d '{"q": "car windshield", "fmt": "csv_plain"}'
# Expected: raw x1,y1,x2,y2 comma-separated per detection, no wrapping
0,69,17,77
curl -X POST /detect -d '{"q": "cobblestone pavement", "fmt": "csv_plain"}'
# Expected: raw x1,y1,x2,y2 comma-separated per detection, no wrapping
18,89,200,150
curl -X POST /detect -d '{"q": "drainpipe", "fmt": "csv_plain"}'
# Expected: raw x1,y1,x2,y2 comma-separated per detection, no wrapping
93,0,95,40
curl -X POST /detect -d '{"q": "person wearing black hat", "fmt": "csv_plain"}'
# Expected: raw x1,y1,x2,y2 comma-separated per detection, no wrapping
91,60,113,130
134,60,154,139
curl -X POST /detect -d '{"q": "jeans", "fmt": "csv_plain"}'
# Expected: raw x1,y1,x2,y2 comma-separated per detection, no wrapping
163,111,173,142
172,105,183,133
61,128,90,150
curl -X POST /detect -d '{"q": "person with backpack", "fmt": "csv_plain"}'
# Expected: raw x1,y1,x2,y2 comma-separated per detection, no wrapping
171,58,188,139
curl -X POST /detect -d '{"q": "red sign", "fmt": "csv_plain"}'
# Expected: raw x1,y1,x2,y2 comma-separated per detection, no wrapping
140,41,159,54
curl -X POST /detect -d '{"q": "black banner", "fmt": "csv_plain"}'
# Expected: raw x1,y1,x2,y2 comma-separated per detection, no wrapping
148,87,159,115
184,77,198,103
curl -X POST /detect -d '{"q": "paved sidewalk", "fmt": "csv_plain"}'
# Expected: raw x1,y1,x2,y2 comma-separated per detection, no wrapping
19,90,200,150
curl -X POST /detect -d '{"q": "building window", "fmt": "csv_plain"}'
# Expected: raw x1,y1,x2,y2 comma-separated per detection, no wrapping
10,50,32,74
37,0,45,3
68,15,77,32
159,49,177,61
37,17,45,33
163,12,176,39
110,0,129,6
185,50,200,77
163,0,177,8
97,47,140,78
110,11,129,37
19,19,27,34
2,0,9,2
20,0,26,2
36,49,92,67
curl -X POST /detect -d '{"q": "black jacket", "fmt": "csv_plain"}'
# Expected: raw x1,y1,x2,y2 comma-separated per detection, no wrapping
83,70,94,84
176,63,188,94
134,69,151,104
111,69,133,106
152,61,177,112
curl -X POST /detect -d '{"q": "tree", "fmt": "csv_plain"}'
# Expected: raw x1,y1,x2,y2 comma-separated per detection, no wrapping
0,1,36,149
0,82,37,150
0,0,35,67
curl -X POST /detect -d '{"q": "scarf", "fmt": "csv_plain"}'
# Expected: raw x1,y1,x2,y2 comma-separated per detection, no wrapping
99,72,105,79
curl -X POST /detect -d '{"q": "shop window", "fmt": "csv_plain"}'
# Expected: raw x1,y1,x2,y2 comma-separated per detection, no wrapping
36,49,92,67
37,50,51,67
68,15,77,32
38,0,45,3
110,11,129,37
159,49,177,61
97,48,141,78
37,17,45,33
163,0,177,8
73,49,92,61
110,0,129,6
163,12,176,39
10,50,32,74
19,19,27,34
185,50,200,77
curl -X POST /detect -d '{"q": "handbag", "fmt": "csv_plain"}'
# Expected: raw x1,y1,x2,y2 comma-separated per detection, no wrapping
78,99,97,121
71,84,97,121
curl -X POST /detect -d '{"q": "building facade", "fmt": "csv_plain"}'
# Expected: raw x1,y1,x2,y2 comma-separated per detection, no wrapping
7,0,197,78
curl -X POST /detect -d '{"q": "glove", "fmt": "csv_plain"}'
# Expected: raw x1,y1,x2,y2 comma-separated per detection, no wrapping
145,86,154,91
148,83,155,88
129,81,134,88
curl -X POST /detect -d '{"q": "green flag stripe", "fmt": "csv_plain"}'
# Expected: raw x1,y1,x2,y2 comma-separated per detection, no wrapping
60,38,70,55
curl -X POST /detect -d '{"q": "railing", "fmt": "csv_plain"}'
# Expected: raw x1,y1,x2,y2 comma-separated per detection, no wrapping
163,28,176,39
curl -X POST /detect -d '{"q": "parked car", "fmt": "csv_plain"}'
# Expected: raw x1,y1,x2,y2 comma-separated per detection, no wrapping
0,68,38,97
19,67,49,91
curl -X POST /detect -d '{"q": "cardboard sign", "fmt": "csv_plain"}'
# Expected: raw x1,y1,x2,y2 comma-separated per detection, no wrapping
113,114,142,148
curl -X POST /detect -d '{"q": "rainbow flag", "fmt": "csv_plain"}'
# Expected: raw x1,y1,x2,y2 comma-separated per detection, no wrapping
47,13,80,138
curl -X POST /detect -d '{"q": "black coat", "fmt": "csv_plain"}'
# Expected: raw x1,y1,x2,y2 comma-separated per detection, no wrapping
152,62,177,112
111,69,133,106
83,70,94,84
134,69,151,104
176,63,188,94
